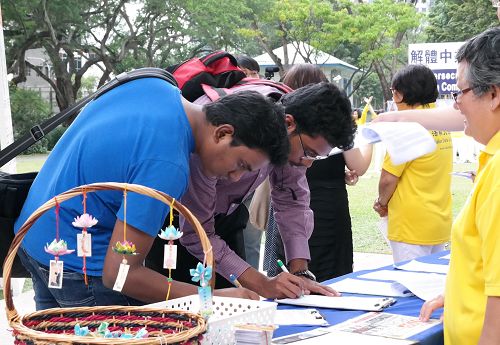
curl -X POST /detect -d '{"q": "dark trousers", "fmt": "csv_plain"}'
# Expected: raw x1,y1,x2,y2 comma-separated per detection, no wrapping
145,204,248,288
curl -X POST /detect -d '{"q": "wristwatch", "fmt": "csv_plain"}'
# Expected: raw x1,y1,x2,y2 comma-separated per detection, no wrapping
292,269,316,282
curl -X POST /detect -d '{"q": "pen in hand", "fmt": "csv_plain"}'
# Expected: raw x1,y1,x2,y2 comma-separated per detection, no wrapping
277,259,289,273
229,274,242,288
277,259,305,298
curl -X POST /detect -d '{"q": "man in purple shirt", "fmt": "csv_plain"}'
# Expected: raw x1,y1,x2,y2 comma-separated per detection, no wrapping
147,82,356,299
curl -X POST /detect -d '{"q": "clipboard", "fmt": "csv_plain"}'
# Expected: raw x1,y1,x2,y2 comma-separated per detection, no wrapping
276,295,396,312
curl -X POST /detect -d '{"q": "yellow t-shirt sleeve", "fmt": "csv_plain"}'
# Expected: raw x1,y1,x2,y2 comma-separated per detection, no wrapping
382,152,407,177
477,158,500,296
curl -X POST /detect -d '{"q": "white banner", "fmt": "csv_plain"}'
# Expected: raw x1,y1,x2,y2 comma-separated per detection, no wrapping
408,42,465,95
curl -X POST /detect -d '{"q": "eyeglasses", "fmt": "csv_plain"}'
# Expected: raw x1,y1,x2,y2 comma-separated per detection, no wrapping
452,87,473,102
297,132,329,161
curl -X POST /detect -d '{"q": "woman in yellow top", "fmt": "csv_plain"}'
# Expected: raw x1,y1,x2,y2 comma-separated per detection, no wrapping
373,64,453,263
376,27,500,345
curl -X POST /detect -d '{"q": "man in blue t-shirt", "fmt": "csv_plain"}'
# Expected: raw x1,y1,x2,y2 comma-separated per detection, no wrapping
15,78,289,310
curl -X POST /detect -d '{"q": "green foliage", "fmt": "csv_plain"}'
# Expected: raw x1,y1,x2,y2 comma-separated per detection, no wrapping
426,0,498,42
352,73,384,110
9,87,52,154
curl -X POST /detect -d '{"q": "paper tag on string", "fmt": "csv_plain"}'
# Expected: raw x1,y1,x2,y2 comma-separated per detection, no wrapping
113,261,130,292
163,244,177,269
198,286,213,318
77,232,92,257
48,260,64,289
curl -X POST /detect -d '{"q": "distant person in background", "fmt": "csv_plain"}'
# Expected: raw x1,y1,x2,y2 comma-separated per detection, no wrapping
236,55,260,79
352,108,361,122
265,64,373,282
236,55,264,269
373,64,453,264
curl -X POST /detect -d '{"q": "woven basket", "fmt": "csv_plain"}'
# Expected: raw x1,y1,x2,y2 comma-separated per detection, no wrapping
3,182,215,344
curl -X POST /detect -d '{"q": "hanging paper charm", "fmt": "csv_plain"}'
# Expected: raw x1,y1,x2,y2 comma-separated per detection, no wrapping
190,262,213,287
190,261,214,318
46,198,73,289
112,188,137,292
112,240,138,255
73,190,96,286
158,225,183,241
72,213,98,228
159,199,181,302
44,239,75,256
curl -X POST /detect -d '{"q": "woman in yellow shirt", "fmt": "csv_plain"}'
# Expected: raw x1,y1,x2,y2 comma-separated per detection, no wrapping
373,64,453,264
377,27,500,345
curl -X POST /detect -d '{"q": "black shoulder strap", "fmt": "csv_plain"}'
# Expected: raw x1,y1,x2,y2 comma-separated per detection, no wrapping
0,68,177,168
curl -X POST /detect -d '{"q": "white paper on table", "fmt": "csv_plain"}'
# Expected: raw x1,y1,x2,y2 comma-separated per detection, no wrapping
276,295,396,312
274,308,329,326
359,269,441,282
440,253,451,259
394,272,446,301
395,260,449,274
361,122,436,165
328,312,441,340
328,278,413,297
272,329,418,344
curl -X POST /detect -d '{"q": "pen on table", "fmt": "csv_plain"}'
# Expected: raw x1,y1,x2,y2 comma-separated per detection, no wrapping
277,259,289,273
229,274,242,288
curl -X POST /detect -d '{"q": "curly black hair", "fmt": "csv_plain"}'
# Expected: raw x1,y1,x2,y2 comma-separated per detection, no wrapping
204,90,290,166
280,82,356,151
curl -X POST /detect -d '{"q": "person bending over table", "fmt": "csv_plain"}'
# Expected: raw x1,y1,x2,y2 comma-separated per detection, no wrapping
264,64,373,282
147,82,355,299
15,81,290,310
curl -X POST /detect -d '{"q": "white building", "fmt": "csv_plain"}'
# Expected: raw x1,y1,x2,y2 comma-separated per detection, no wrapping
19,48,104,112
253,42,359,96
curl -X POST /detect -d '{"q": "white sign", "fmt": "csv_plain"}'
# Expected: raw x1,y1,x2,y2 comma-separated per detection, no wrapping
408,42,465,95
408,42,464,69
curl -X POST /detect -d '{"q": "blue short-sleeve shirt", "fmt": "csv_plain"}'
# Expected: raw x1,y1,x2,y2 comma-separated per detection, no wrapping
15,78,195,275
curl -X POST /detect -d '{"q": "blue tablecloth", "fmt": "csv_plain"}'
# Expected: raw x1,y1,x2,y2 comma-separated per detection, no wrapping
273,250,450,345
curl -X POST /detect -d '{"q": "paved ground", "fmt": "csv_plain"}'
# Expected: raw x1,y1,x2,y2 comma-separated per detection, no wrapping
0,252,393,344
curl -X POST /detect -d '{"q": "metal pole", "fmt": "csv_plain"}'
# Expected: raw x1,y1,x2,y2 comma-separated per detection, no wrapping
0,5,16,173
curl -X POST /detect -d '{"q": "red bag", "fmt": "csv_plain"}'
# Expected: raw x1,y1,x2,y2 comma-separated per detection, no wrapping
167,51,247,101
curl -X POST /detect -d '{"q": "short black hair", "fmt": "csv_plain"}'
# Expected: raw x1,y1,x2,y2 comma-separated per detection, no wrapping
204,90,289,166
236,55,260,72
280,82,356,151
391,65,439,106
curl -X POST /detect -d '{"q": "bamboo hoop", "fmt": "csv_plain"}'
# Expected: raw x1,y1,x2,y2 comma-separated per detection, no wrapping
2,182,214,344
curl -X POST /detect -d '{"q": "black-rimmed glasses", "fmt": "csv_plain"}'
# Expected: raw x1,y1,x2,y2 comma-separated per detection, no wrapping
297,132,329,161
452,87,473,102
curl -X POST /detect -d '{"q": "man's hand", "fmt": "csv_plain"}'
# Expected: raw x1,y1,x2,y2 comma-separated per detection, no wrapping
345,170,359,186
419,294,444,321
214,287,260,300
261,272,308,299
299,277,340,297
373,198,388,217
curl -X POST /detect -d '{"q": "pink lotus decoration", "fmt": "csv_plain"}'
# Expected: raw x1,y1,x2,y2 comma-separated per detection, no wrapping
44,239,75,256
72,213,98,228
